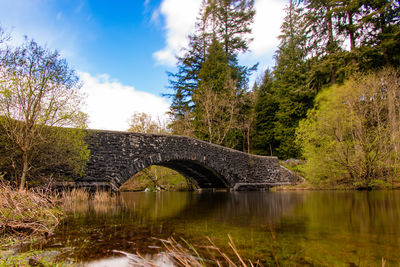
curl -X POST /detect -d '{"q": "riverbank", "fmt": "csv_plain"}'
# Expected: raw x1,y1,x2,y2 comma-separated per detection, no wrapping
271,180,400,191
0,179,65,266
280,160,400,190
0,183,120,266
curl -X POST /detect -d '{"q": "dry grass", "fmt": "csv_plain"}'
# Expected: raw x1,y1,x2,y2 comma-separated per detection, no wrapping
114,235,263,267
93,190,117,204
61,188,90,203
61,188,117,203
0,179,63,237
61,188,118,213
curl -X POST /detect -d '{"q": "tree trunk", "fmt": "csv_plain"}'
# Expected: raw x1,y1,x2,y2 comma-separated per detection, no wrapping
247,125,251,154
143,168,166,191
19,151,28,190
348,11,356,51
327,5,336,84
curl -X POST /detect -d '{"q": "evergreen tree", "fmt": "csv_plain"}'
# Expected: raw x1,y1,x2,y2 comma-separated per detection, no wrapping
204,0,255,57
167,0,256,151
167,2,209,134
252,69,279,156
360,0,400,67
193,38,239,145
271,3,313,159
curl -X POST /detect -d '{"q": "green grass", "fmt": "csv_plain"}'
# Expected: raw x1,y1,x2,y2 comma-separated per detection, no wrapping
120,166,193,191
0,245,71,267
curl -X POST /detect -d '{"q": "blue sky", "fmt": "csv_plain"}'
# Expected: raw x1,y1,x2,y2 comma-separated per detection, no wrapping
0,0,286,130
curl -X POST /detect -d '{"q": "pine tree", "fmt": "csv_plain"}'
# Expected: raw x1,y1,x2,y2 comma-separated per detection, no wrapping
252,69,279,156
270,3,314,159
204,0,255,57
361,0,400,67
167,0,256,150
167,2,209,134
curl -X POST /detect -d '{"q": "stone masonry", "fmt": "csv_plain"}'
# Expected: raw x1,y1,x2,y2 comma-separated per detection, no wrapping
74,130,299,191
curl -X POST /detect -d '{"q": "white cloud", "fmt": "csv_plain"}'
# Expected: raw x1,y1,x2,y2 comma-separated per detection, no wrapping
154,0,286,66
79,72,170,131
153,0,202,66
248,0,286,57
239,0,287,86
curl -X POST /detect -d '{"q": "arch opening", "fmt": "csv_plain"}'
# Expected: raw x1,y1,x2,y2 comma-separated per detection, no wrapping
159,160,229,189
120,160,230,191
120,165,193,191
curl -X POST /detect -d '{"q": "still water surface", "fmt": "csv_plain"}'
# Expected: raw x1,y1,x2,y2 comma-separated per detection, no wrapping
42,191,400,265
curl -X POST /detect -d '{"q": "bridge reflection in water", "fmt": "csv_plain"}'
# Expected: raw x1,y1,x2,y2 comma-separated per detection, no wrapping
119,191,303,223
41,191,400,265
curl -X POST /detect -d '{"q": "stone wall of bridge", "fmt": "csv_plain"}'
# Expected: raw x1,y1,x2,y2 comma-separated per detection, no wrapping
74,130,300,191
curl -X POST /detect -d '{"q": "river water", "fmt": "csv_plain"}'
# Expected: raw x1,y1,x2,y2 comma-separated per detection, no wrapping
41,191,400,265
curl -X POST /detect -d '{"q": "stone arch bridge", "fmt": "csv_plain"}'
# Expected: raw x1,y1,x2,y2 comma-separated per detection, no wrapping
74,130,299,191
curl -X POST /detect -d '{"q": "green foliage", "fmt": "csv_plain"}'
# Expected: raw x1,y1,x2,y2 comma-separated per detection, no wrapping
252,3,314,159
193,38,238,145
204,0,255,57
296,68,400,187
0,125,89,184
167,0,256,151
252,70,279,155
296,87,350,183
251,0,400,161
120,166,192,192
0,37,89,188
198,38,230,93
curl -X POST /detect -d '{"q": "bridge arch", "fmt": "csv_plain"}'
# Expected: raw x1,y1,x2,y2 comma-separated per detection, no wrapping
122,156,230,189
75,130,299,191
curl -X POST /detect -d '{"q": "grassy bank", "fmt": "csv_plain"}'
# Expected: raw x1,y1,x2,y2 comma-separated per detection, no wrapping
0,178,66,266
120,166,193,192
0,181,63,238
280,160,400,190
0,182,121,266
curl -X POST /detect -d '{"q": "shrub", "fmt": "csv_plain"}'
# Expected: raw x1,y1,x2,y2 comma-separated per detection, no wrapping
296,68,400,188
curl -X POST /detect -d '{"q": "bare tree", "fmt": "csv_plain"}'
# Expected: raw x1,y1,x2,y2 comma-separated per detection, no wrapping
0,38,87,190
127,112,168,134
239,89,257,153
193,77,238,145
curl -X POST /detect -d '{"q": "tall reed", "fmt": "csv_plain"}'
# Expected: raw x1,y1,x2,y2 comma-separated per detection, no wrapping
114,235,263,267
61,188,90,203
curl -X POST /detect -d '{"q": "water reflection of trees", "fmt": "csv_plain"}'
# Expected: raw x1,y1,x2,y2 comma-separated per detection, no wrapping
120,192,195,220
290,191,400,265
63,191,306,225
173,192,305,225
50,192,305,263
46,191,400,265
300,191,400,235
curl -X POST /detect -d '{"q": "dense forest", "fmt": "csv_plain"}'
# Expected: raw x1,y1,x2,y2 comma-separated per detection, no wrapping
166,0,400,187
